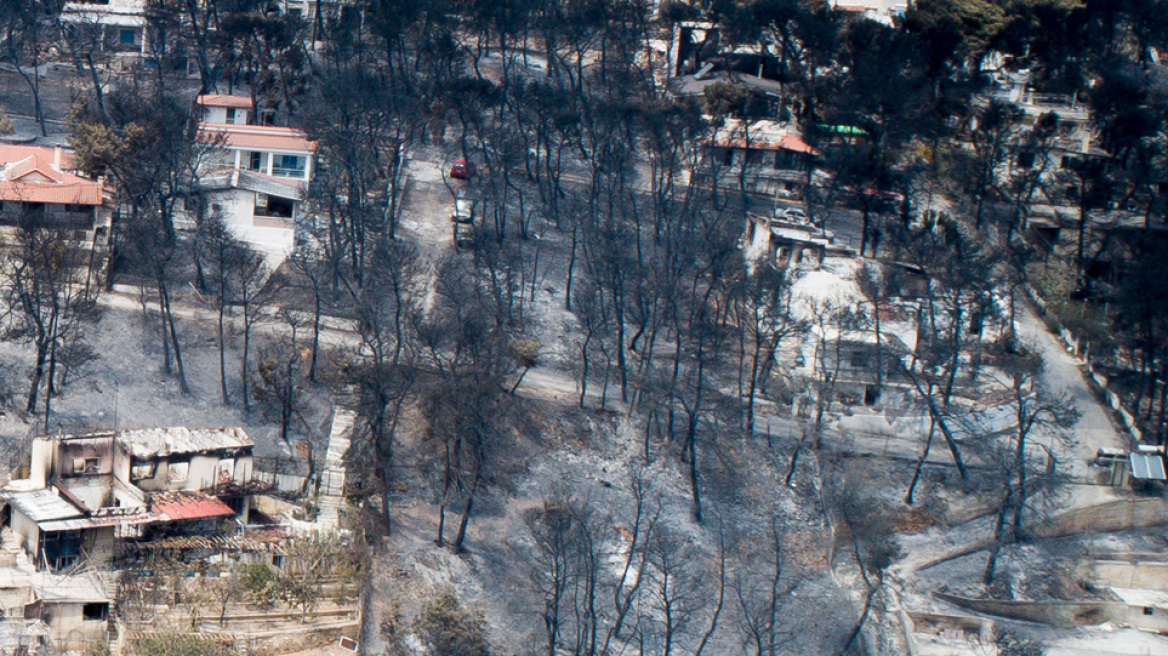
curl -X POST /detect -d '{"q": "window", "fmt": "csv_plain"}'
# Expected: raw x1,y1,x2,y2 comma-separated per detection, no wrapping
119,29,136,45
248,152,263,172
1144,607,1155,616
256,195,294,219
1016,151,1036,168
226,108,237,124
65,456,101,475
168,461,189,482
274,154,305,177
83,603,109,621
40,530,82,572
130,462,156,480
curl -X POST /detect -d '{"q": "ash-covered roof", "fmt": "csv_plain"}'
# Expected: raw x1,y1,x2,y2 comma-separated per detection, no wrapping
38,506,159,532
31,572,109,604
0,489,84,523
235,168,307,199
118,426,253,459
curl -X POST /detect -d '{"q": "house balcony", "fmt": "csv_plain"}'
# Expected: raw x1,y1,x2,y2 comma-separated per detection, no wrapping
271,166,307,179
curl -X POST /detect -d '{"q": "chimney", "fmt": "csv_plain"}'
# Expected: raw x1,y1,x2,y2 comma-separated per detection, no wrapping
53,146,62,169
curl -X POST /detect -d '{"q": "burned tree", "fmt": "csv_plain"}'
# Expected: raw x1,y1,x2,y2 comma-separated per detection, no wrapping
978,357,1079,585
1,210,102,430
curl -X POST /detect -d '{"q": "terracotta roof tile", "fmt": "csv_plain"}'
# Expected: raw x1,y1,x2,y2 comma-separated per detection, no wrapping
198,123,315,153
0,145,102,205
151,491,236,522
197,94,254,109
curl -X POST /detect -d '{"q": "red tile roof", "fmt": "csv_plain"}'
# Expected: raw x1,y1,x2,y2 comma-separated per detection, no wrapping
0,146,102,205
152,491,236,522
709,133,820,155
197,94,254,109
197,123,315,153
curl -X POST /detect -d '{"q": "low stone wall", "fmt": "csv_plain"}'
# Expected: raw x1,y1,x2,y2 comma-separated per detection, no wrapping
1034,496,1168,538
937,591,1116,628
1080,559,1168,592
934,591,1168,633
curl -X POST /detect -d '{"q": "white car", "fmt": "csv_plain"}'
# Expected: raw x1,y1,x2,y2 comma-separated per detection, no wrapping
777,207,809,224
451,199,475,224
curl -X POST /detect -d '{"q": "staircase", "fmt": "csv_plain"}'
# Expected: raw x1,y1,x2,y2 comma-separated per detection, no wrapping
315,408,354,532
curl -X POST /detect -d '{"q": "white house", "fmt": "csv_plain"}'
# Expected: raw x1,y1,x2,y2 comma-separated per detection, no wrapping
197,93,253,125
61,0,149,58
193,95,317,268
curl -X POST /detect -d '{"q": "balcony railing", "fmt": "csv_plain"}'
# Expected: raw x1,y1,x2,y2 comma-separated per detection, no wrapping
271,166,306,179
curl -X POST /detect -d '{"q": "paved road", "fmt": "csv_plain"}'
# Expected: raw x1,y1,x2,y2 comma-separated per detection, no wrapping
1015,301,1126,483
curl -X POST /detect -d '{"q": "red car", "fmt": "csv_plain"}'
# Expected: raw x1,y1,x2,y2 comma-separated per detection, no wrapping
450,159,476,179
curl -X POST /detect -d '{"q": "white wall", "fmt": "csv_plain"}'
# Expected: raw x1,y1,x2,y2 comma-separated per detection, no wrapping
202,106,249,125
12,512,38,561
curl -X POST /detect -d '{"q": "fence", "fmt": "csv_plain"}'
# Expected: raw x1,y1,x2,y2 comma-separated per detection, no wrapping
252,467,346,497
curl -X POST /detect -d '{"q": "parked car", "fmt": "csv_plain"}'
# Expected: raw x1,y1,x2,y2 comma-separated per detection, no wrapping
451,198,475,223
450,158,476,179
781,208,809,223
453,221,475,248
773,207,809,224
861,187,905,204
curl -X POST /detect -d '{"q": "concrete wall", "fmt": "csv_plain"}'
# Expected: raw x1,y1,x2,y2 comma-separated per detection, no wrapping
28,438,53,488
935,592,1168,633
1081,559,1168,592
111,478,146,509
1033,497,1168,538
113,442,132,490
202,107,249,124
133,452,254,493
41,601,108,653
133,454,217,492
55,436,116,479
63,476,113,510
81,528,115,568
0,586,30,617
209,187,256,230
12,512,39,563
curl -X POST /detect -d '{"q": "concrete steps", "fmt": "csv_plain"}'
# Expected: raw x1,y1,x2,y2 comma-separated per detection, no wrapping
315,409,354,531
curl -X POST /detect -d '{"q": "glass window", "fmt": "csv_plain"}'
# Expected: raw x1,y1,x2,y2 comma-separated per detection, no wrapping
119,29,136,45
274,155,305,177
